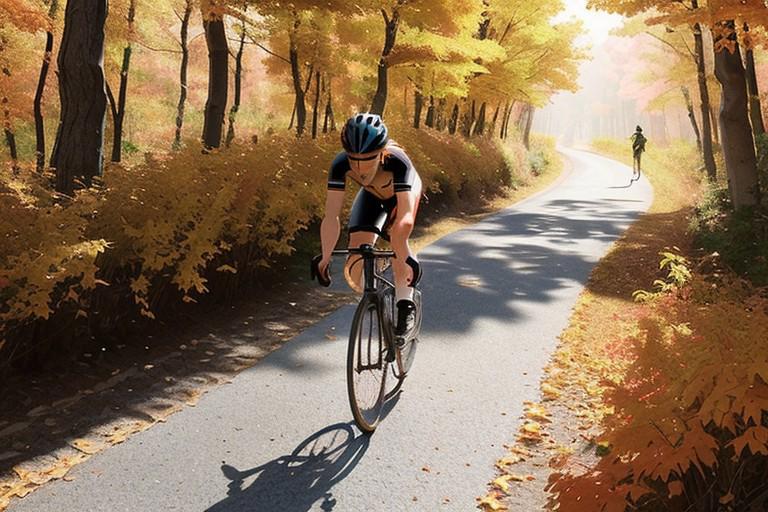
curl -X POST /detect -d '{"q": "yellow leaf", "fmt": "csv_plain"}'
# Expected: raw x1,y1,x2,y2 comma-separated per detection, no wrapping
70,438,103,455
522,422,541,434
492,475,513,493
541,382,561,400
477,493,507,511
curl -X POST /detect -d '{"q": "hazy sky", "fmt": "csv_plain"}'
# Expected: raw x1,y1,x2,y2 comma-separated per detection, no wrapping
555,0,624,48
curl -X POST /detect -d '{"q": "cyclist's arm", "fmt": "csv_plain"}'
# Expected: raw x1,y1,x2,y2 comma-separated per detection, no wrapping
320,190,345,267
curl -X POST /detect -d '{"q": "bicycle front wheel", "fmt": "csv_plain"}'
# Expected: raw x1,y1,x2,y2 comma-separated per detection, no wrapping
347,297,388,433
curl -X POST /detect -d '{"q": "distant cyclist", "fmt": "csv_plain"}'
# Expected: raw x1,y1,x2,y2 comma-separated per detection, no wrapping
631,125,647,181
312,113,423,336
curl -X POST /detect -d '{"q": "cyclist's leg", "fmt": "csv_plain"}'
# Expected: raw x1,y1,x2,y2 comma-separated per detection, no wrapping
345,189,388,292
389,178,422,301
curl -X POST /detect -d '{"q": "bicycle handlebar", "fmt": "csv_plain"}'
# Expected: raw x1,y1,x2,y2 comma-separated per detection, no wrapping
332,245,395,258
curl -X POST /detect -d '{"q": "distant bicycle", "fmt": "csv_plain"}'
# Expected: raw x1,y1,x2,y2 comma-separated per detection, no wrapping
314,244,422,433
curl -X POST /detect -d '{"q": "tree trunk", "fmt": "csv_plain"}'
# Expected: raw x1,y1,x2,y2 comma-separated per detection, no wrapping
472,102,486,136
173,0,192,150
710,105,719,144
53,0,108,195
288,63,313,132
681,86,703,155
523,105,535,149
714,20,759,208
448,103,459,134
425,95,435,128
289,14,308,137
413,89,423,128
323,76,335,133
503,101,516,139
34,0,58,172
111,0,135,162
226,14,246,148
691,12,717,181
489,102,500,138
201,9,228,150
743,23,765,137
435,98,446,130
460,100,473,137
3,126,18,173
370,7,400,116
500,101,509,139
311,70,320,138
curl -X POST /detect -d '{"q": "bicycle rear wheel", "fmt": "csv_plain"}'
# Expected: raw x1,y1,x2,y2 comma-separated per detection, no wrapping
347,296,388,433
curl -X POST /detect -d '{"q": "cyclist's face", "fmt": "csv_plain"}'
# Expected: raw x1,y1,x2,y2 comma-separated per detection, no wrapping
348,150,382,186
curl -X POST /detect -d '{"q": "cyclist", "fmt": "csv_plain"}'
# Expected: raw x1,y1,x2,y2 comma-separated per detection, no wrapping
630,125,647,181
312,113,423,336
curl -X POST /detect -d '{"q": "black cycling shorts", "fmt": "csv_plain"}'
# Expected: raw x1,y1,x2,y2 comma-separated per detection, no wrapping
348,189,397,239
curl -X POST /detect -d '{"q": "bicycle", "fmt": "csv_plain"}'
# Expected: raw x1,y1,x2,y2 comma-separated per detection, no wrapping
314,244,422,433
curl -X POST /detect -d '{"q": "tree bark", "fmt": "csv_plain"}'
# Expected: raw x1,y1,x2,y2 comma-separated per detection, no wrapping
323,76,335,133
370,7,400,116
714,20,759,208
448,103,459,134
34,0,59,172
681,86,703,155
425,95,435,128
201,8,228,150
523,105,535,149
413,89,423,128
743,23,765,137
3,127,17,170
311,70,321,138
472,102,486,136
226,13,246,147
173,0,192,150
489,102,500,138
691,11,717,181
289,13,308,137
110,0,135,162
500,101,510,139
53,0,108,195
435,98,446,131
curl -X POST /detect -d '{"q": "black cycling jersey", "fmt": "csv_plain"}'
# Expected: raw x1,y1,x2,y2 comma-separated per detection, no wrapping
327,143,417,199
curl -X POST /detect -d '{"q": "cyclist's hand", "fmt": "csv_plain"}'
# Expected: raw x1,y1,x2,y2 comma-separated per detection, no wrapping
311,255,332,287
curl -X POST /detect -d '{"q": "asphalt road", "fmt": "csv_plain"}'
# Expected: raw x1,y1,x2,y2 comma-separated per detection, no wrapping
11,148,653,512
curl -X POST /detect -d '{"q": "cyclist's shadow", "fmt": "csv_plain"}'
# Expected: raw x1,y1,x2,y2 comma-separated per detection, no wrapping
206,422,369,512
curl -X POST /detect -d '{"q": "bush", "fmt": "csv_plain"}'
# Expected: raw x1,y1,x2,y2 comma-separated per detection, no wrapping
0,126,522,368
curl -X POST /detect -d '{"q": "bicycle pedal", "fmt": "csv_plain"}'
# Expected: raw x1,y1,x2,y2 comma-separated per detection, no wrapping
386,348,396,363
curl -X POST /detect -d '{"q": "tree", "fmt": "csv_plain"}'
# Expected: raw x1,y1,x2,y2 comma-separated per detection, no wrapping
173,0,193,150
201,0,228,149
107,0,137,162
589,0,719,180
51,0,108,195
33,0,59,172
713,20,759,207
226,5,247,147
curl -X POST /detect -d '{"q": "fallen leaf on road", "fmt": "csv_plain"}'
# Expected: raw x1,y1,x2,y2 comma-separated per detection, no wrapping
477,492,507,511
70,438,104,455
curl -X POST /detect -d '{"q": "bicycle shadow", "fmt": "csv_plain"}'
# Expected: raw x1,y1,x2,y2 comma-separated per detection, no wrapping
206,422,369,512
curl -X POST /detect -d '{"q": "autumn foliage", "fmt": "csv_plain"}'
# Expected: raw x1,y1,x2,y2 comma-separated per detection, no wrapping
0,123,536,368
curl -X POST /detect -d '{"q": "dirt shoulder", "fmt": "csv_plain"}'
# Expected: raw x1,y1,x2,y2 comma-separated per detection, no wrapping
0,147,565,510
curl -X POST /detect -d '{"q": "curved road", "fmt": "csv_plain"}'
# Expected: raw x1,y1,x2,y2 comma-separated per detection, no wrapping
11,148,652,511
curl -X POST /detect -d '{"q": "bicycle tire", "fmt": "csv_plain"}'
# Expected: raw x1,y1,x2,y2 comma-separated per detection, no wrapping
347,296,388,433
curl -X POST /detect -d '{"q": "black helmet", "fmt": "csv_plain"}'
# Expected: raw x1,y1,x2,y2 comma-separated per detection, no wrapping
636,125,643,132
341,113,388,154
